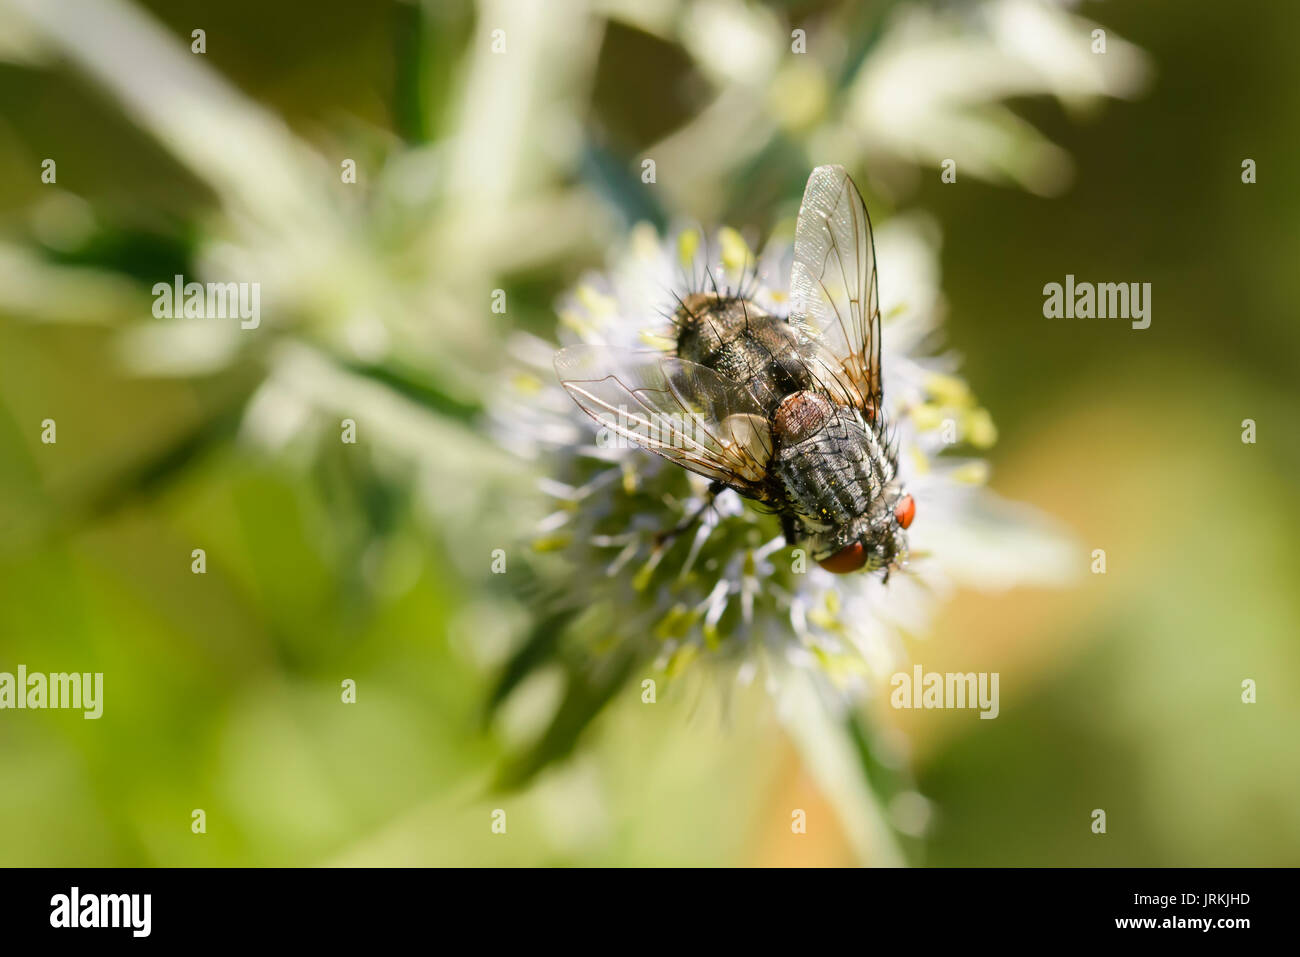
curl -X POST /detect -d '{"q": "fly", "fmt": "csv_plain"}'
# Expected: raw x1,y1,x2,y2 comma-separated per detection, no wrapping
554,165,914,577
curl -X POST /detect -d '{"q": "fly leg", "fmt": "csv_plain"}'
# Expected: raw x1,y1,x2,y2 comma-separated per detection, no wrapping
654,481,725,547
779,513,799,548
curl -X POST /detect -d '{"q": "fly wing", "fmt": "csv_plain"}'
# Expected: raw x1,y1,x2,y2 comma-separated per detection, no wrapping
554,344,772,497
788,164,882,415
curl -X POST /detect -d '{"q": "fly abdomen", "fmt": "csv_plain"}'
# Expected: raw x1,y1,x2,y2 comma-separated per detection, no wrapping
674,293,809,412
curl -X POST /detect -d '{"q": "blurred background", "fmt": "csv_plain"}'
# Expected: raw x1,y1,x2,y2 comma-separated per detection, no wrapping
0,0,1297,866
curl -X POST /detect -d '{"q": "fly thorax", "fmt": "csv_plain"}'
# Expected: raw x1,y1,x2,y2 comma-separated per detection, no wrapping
772,401,881,534
772,390,833,443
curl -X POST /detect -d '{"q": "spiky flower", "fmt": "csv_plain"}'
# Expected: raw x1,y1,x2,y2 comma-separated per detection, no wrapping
496,214,1073,705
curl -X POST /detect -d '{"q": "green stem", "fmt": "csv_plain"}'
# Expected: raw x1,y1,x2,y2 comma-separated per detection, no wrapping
777,673,906,867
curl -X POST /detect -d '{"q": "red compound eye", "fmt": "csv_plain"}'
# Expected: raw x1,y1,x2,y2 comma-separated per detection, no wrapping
894,494,916,530
818,541,868,574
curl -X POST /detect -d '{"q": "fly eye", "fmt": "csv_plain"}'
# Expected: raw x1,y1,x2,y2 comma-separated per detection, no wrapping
818,542,868,574
894,494,915,530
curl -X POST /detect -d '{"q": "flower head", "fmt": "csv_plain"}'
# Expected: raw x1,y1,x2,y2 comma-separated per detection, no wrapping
497,213,1072,703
